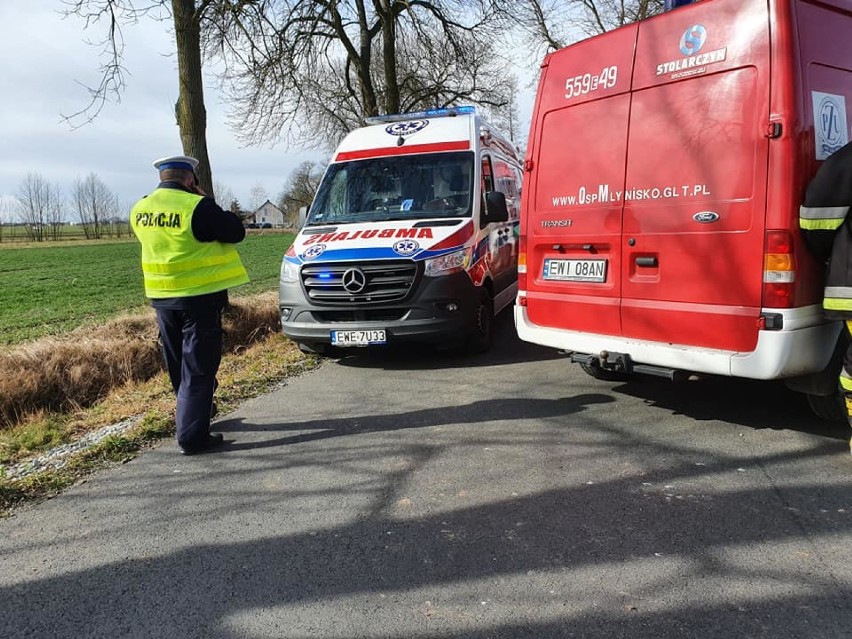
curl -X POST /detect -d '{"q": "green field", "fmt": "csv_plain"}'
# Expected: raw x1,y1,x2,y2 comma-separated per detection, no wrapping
0,222,133,243
0,232,294,345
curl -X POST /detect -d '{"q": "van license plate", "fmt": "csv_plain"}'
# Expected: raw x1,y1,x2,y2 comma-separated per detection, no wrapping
331,329,387,346
543,258,607,283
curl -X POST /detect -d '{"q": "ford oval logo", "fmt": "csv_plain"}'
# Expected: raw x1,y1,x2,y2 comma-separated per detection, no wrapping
693,211,719,223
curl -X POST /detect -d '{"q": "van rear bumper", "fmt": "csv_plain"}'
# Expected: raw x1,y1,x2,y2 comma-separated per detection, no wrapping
514,304,842,380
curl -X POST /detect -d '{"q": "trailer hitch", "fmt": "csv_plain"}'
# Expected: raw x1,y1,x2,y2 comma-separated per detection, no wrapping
569,350,633,373
565,350,688,381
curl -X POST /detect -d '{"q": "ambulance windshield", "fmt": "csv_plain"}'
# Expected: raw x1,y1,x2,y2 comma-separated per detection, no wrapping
306,151,474,225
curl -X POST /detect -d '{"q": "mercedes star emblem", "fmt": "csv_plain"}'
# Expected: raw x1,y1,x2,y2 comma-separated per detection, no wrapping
342,268,367,293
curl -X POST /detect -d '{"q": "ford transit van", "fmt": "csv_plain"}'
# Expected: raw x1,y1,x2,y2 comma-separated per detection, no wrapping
516,0,852,418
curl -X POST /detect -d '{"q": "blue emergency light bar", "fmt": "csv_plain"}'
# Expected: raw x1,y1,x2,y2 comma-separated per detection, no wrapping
365,105,475,125
664,0,697,9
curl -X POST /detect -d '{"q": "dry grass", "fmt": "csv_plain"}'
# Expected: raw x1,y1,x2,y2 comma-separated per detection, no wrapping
0,328,316,512
0,292,284,430
0,290,316,511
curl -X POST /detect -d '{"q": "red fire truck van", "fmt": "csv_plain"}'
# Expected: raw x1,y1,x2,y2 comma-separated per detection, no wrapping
515,0,852,419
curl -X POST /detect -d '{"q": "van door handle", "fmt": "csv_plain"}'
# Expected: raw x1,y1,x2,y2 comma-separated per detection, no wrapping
635,256,658,267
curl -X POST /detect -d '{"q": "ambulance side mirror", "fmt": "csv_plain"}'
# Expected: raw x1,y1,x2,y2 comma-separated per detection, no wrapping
297,206,308,228
482,191,509,226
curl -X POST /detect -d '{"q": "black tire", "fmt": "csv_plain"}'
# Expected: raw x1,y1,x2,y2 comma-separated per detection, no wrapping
579,361,632,382
806,391,847,422
465,290,494,354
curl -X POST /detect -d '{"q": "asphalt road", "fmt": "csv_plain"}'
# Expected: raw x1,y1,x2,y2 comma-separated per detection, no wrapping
2,311,852,638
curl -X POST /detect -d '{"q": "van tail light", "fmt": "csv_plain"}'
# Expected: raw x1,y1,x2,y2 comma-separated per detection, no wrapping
763,230,795,308
517,233,528,306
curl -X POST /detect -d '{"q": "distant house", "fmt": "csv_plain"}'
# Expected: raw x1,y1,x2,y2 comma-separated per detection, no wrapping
251,200,285,228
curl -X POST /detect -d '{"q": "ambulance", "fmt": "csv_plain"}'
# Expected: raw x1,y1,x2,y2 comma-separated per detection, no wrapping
515,0,852,419
279,106,523,355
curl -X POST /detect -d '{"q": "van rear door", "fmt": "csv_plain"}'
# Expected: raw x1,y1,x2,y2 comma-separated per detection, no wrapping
524,25,639,337
623,0,771,352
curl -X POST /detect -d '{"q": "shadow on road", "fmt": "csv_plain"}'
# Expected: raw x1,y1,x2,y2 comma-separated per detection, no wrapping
333,307,561,370
3,440,850,637
327,310,847,444
214,393,615,451
611,375,848,441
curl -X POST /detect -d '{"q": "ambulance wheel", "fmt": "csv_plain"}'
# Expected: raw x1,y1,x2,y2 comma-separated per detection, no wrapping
806,391,846,422
465,290,494,354
579,361,631,382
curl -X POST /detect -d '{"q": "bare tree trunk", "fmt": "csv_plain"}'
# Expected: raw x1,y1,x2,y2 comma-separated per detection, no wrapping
173,0,213,195
377,0,399,114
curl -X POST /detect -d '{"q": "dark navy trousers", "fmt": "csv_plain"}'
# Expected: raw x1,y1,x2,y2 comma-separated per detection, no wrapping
155,304,224,448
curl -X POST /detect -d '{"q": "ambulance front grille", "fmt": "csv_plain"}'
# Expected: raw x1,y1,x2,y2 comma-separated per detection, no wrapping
301,259,419,305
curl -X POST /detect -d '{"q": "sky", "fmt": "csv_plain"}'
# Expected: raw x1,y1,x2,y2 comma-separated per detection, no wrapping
0,1,331,214
0,1,536,219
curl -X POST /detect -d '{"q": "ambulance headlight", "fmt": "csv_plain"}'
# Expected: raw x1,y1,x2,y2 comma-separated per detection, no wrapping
425,247,472,277
280,259,300,283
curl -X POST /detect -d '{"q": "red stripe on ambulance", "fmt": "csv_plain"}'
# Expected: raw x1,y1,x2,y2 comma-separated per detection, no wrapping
335,141,470,161
428,221,475,251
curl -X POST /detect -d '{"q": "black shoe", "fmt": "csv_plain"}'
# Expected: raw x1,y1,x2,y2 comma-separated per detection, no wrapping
180,433,225,456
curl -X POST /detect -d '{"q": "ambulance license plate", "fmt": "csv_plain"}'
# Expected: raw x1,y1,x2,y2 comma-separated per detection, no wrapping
331,329,387,346
543,258,607,283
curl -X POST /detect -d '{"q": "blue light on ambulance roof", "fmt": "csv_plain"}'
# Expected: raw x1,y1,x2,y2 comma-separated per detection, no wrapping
365,105,475,125
424,105,475,117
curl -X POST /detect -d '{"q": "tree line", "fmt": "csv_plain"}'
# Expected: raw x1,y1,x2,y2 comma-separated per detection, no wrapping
0,161,325,243
0,173,126,243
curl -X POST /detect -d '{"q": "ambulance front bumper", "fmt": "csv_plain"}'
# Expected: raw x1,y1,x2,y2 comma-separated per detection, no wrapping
280,270,481,347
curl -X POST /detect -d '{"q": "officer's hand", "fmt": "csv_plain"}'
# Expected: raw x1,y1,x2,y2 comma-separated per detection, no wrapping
190,176,206,196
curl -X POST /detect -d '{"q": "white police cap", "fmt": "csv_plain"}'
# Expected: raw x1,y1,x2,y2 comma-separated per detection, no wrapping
152,155,199,171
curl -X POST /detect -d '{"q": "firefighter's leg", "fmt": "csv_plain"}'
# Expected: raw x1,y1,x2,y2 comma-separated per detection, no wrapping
841,321,852,454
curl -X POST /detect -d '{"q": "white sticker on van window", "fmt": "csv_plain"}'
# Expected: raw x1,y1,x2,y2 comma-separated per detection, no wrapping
812,92,848,160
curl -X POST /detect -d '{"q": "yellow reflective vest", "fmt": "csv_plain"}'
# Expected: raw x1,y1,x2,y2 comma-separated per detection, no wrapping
131,188,249,299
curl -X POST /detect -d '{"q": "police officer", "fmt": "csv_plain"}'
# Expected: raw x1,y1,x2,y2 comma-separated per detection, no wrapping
130,155,249,455
799,141,852,453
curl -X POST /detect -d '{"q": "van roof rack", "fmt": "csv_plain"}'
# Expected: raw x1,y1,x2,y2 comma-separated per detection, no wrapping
365,105,475,125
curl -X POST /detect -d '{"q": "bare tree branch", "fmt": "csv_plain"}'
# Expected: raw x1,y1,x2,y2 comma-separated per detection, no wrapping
492,0,664,56
207,0,507,149
60,0,169,128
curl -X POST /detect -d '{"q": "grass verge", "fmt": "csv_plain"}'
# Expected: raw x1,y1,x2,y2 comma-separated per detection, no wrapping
0,324,319,517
